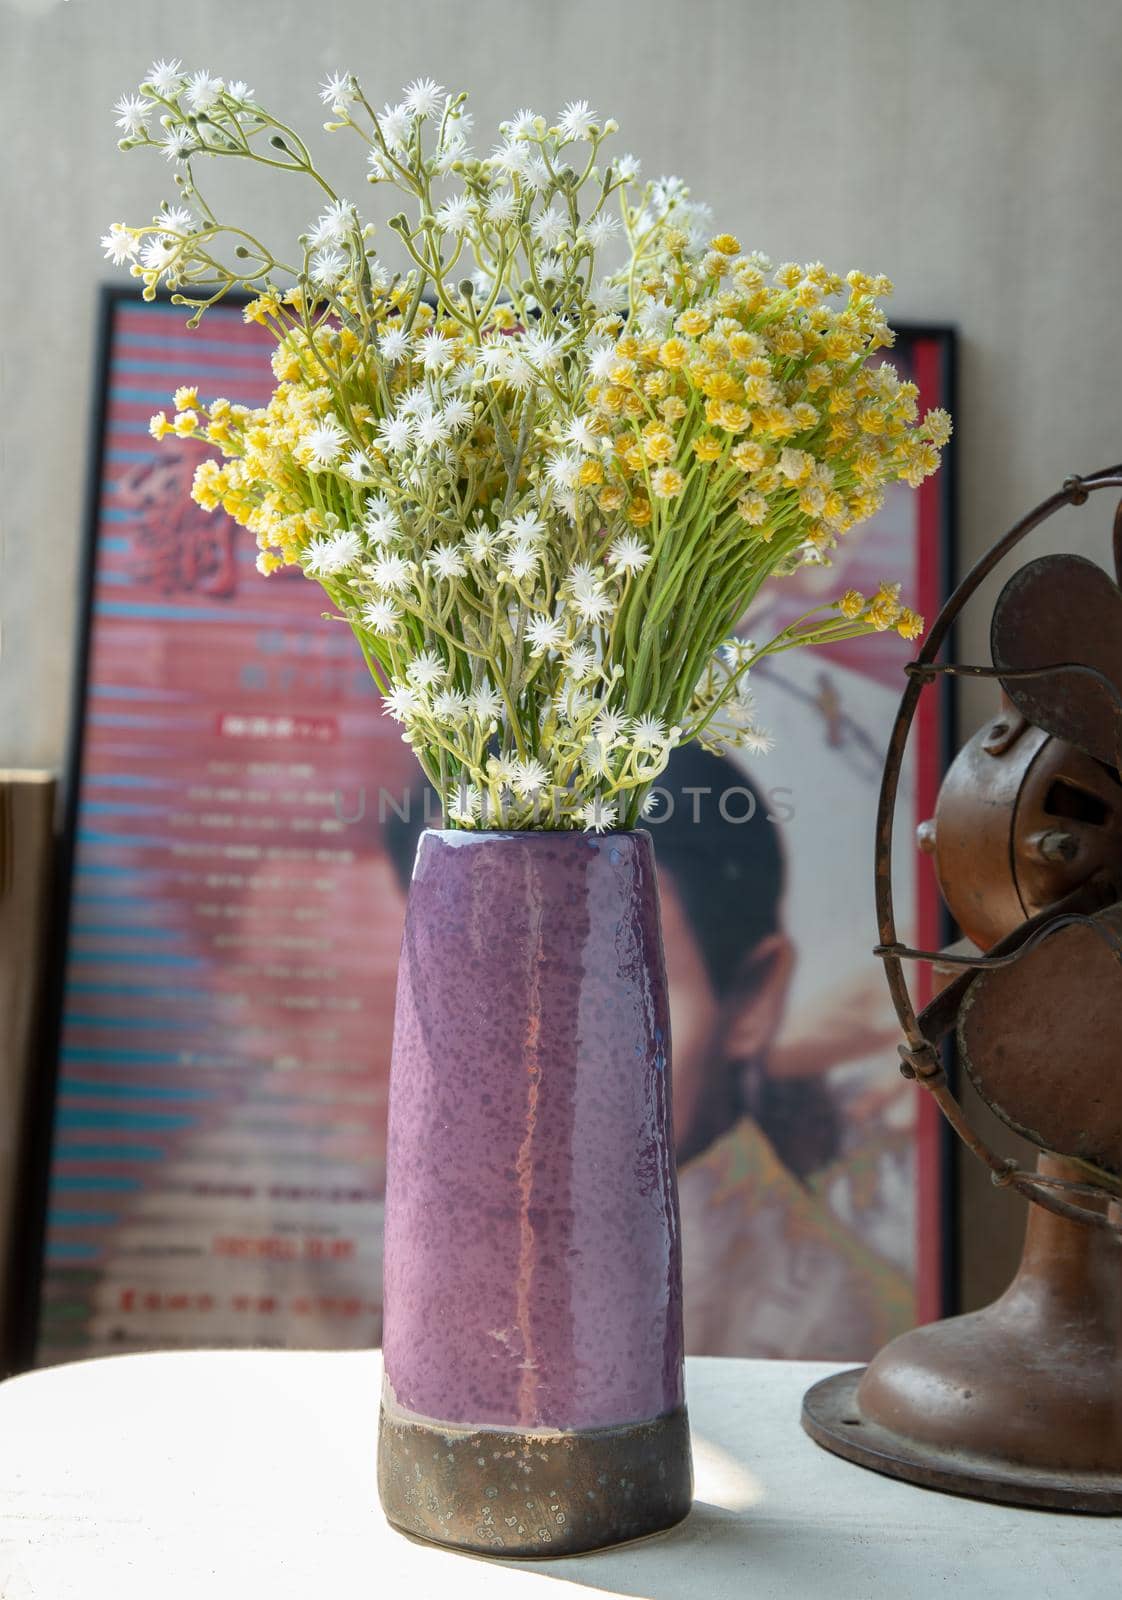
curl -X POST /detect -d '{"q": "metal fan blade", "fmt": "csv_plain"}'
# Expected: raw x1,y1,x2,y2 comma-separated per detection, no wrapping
991,553,1122,770
956,902,1122,1179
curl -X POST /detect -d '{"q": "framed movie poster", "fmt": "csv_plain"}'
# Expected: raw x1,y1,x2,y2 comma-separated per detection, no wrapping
16,289,955,1368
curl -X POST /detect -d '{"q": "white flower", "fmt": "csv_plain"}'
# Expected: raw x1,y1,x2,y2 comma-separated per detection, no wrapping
467,682,503,721
513,758,550,797
378,102,411,148
531,205,567,249
468,527,497,562
589,278,627,315
429,544,466,580
146,58,183,96
502,349,535,391
403,77,444,119
652,175,687,216
578,795,617,833
501,511,546,542
415,410,452,451
139,236,177,273
432,689,468,722
564,644,597,681
637,298,674,339
574,590,614,624
594,708,631,748
557,99,596,141
100,224,137,264
226,80,254,104
743,727,774,755
383,683,423,721
447,784,481,824
156,205,194,237
440,396,473,432
308,200,355,248
491,139,534,179
361,598,400,634
484,189,518,225
407,649,446,689
584,340,616,383
503,107,539,138
559,414,597,453
535,251,563,283
435,194,473,233
310,247,346,288
506,542,540,581
546,448,582,491
370,553,412,593
632,714,668,750
378,325,410,363
161,126,195,162
615,153,641,182
566,562,601,601
184,70,223,113
113,94,151,136
523,328,566,371
341,449,374,482
525,615,566,652
415,328,454,372
320,71,355,108
303,528,362,576
584,213,619,250
608,534,650,576
363,497,400,543
376,415,414,454
301,416,347,468
488,753,520,787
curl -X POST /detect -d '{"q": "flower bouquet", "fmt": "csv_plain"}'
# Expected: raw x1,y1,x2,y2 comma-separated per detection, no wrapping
107,63,948,832
105,63,950,1559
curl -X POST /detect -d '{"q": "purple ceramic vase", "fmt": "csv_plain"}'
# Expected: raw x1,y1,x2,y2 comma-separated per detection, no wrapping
377,828,692,1556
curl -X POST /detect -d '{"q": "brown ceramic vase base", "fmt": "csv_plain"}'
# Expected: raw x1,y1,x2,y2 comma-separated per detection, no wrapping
802,1369,1122,1515
378,1397,694,1557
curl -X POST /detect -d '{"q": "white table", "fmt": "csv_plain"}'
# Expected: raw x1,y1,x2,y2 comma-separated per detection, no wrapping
0,1351,1114,1599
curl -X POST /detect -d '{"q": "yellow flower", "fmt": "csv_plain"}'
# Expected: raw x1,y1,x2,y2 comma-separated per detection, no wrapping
707,400,751,433
838,589,865,619
643,370,671,398
173,385,199,411
659,396,687,423
191,459,225,511
731,440,766,473
736,492,768,526
728,331,764,363
692,435,723,462
148,411,172,441
626,495,653,526
896,608,924,640
700,371,742,404
658,337,690,370
651,465,684,498
598,484,626,512
578,458,605,487
775,262,802,289
710,233,741,256
172,409,199,437
641,424,675,463
675,308,711,337
244,294,281,325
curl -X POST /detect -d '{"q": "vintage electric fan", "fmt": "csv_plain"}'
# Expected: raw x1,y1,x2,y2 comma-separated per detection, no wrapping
802,465,1122,1513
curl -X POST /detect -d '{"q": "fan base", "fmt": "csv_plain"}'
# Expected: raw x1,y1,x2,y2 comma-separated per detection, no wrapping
802,1368,1122,1514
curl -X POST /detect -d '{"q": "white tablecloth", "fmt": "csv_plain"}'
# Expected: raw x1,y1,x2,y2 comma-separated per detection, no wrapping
0,1350,1114,1599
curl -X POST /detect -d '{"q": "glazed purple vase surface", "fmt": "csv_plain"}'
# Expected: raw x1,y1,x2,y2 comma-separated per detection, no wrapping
381,828,684,1433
